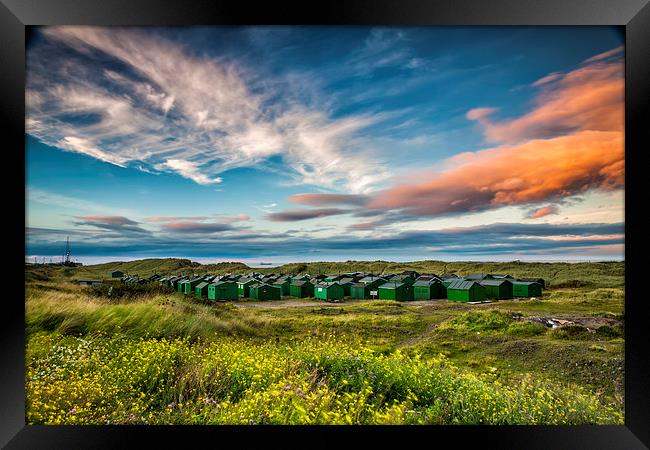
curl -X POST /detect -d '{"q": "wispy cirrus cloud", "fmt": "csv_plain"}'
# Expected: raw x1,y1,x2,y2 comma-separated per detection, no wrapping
26,27,390,194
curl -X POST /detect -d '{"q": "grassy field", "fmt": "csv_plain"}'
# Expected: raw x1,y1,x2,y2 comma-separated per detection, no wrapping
24,259,624,425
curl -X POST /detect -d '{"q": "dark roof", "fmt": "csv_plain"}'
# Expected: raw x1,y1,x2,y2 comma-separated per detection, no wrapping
441,273,458,278
448,279,480,290
195,281,209,289
512,280,542,286
351,283,367,288
490,274,513,279
188,277,204,283
211,280,235,287
359,276,385,283
338,278,355,284
464,273,488,280
413,278,441,287
379,282,405,289
316,281,340,288
291,280,312,286
518,277,545,283
479,279,512,286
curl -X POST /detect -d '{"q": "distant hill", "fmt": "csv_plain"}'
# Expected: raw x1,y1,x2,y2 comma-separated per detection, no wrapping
25,258,624,288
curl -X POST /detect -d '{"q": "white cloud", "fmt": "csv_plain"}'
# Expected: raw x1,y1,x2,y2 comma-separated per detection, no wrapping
156,159,223,185
26,27,389,193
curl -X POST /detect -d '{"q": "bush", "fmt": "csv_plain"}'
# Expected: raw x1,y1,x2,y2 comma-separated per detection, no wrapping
595,325,624,338
549,325,590,340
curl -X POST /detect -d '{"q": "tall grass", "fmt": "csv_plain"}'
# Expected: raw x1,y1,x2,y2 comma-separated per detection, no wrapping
26,290,260,340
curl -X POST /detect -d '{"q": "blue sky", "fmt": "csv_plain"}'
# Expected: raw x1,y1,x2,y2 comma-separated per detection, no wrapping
26,26,624,264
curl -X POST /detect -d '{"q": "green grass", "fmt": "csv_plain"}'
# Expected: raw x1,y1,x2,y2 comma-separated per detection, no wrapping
24,259,625,425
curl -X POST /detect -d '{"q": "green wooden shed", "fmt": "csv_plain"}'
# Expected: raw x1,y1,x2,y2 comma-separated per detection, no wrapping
413,278,446,300
337,278,355,296
272,278,292,296
195,281,210,298
447,280,487,302
350,278,384,299
289,280,314,298
378,282,413,301
479,279,513,300
208,281,238,301
237,278,258,297
314,282,344,301
512,281,543,298
388,274,416,285
518,278,546,288
184,277,204,295
249,283,281,301
110,270,125,278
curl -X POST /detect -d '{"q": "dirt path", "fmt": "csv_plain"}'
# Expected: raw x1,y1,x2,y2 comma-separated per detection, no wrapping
232,299,451,309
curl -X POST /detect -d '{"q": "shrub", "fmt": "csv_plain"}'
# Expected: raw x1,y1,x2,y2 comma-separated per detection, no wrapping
595,325,624,338
549,325,590,340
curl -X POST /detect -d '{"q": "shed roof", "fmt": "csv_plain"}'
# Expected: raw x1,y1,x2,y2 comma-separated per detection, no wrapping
379,282,405,289
448,279,480,290
464,273,488,280
196,281,209,289
512,281,542,286
316,281,340,288
413,278,441,287
479,279,512,286
291,280,313,286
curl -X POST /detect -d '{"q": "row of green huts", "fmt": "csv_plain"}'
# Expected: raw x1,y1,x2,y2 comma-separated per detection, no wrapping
124,270,544,303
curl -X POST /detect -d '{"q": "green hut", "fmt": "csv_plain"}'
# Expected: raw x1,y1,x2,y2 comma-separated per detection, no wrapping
350,278,384,299
208,281,238,301
337,278,355,296
110,270,124,278
512,281,543,298
350,283,370,299
479,279,513,300
413,278,446,300
388,274,416,285
289,280,314,298
184,277,204,295
272,278,292,296
195,281,210,298
249,283,281,301
314,282,344,301
378,282,413,301
518,277,546,288
237,278,258,297
447,280,487,302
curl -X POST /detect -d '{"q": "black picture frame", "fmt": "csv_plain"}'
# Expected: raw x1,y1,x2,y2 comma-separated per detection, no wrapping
2,0,648,448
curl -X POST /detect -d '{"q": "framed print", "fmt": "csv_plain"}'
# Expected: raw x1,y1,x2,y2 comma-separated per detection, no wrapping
2,0,649,448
